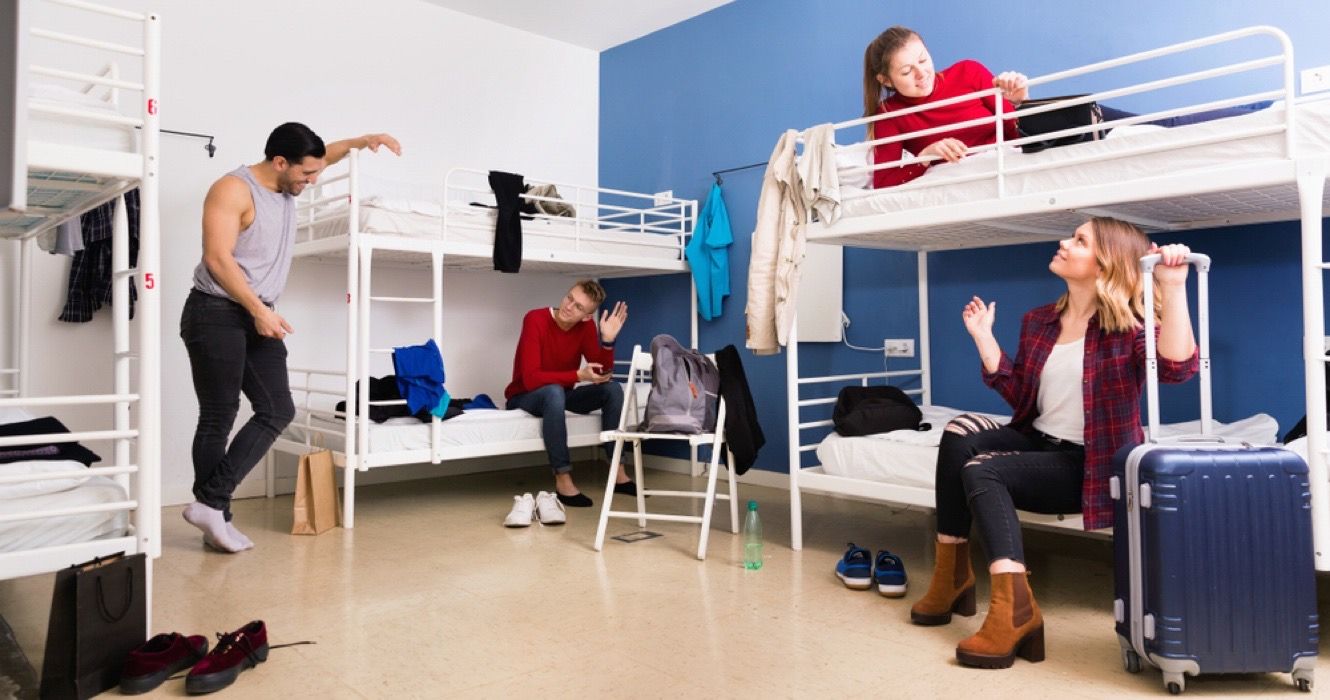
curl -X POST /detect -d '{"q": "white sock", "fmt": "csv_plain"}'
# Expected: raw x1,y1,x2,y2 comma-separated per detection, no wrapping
182,501,244,553
226,521,255,550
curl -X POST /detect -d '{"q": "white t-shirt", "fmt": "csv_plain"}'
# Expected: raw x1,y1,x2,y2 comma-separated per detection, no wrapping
1032,337,1085,444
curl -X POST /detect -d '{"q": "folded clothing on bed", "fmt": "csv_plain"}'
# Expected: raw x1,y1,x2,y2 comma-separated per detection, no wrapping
0,416,102,465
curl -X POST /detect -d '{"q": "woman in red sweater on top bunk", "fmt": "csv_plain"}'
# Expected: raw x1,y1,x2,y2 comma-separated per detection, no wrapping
862,26,1273,189
862,26,1028,189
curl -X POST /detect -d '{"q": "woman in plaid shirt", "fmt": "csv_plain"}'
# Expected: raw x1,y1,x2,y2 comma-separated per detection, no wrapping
910,217,1199,669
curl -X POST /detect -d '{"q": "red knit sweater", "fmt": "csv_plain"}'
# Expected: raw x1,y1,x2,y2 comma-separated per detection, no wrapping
504,308,615,400
871,60,1020,189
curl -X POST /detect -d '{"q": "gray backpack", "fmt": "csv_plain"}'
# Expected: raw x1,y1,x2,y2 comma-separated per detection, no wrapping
643,334,720,434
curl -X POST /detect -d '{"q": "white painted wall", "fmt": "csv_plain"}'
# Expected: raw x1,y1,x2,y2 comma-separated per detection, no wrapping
12,0,600,506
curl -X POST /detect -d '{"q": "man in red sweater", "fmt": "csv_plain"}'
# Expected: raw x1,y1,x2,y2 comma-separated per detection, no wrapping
505,279,631,508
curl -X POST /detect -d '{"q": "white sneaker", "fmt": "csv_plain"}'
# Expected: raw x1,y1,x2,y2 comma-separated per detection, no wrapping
504,493,535,528
534,491,566,525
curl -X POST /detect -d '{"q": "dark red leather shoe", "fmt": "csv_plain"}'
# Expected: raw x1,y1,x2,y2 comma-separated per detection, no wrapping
119,632,209,695
185,621,269,695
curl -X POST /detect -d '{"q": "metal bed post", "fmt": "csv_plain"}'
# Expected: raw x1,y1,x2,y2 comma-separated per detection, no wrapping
18,237,32,398
917,251,931,405
111,196,130,484
788,314,803,550
352,242,374,529
137,11,162,634
1298,162,1329,570
343,149,360,527
431,247,442,463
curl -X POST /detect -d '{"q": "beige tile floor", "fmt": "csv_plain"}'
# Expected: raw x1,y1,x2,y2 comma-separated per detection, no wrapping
3,462,1329,698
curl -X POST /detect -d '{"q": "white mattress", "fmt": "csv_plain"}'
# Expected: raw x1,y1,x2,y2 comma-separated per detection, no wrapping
0,476,129,553
817,405,1280,487
305,197,683,262
28,81,137,152
0,409,131,552
284,408,610,455
837,100,1330,219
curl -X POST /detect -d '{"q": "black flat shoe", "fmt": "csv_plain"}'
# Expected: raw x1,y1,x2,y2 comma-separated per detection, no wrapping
556,492,594,508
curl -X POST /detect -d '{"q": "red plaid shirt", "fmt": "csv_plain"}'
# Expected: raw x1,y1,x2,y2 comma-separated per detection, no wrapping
982,304,1197,531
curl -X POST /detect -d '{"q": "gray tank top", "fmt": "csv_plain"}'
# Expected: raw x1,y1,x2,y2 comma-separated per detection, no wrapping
192,165,296,304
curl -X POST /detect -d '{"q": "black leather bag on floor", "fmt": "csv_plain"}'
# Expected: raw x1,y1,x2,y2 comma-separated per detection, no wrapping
1018,95,1105,153
832,385,923,437
39,552,147,699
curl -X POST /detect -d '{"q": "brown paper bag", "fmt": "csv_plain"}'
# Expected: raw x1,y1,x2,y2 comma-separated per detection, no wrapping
291,448,340,535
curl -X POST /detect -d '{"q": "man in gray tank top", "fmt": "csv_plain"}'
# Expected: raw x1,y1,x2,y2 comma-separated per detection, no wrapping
181,122,400,553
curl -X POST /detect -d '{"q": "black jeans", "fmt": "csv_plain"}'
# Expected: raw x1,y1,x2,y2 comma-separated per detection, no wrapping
934,414,1084,564
180,289,294,520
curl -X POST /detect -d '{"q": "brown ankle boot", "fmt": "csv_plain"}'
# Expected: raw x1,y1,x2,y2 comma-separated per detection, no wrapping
955,571,1045,669
909,540,977,626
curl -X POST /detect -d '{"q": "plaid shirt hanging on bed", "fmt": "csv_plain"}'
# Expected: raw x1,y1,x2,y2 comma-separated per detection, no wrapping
58,189,140,323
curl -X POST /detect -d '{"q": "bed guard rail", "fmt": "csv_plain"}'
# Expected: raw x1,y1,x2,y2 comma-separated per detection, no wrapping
792,369,924,454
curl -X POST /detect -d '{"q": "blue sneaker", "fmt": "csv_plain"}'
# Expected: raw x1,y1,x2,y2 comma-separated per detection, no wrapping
835,543,873,590
874,550,908,598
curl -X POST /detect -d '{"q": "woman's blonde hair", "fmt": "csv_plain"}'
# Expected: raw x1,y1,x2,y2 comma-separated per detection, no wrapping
1055,217,1155,333
862,26,919,140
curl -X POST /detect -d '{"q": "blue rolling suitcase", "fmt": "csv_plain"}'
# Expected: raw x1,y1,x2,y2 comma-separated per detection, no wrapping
1112,253,1318,694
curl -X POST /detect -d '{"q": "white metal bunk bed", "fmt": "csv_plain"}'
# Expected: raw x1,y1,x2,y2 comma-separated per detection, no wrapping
267,155,698,527
0,0,161,618
784,27,1330,571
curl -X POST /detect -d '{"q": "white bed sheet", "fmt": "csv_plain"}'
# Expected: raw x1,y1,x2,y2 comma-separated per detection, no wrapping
0,476,128,553
0,408,129,552
28,82,137,152
284,408,609,455
837,100,1330,219
817,405,1280,487
304,198,683,262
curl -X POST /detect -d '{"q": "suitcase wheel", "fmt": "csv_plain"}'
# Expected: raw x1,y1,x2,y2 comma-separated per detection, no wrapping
1121,649,1141,674
1294,668,1313,693
1297,678,1312,693
1167,682,1182,695
1164,672,1185,695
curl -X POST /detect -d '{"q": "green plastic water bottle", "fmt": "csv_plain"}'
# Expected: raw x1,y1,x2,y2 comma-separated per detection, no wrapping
742,500,763,570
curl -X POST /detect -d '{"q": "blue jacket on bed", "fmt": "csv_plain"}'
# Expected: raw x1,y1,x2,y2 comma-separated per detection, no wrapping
392,339,448,416
686,183,733,321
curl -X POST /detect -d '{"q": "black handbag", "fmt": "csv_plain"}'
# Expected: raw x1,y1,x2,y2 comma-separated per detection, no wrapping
832,386,923,437
39,552,147,700
1017,95,1105,153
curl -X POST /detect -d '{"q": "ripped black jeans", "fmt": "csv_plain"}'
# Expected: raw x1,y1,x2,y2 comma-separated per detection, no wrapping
934,414,1085,564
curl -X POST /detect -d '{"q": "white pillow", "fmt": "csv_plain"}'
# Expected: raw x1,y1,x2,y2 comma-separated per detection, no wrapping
0,407,34,426
834,144,871,190
0,459,89,499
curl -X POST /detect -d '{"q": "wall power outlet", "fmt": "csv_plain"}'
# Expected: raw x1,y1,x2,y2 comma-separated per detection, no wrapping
884,339,915,358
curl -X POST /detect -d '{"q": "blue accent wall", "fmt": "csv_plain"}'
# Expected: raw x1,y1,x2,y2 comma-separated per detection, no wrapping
600,0,1330,471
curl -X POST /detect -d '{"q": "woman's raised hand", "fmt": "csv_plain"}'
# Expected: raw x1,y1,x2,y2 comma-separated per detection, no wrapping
1150,242,1191,288
962,295,997,339
993,71,1029,104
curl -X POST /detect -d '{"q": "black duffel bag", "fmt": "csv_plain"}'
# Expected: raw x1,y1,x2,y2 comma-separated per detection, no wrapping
832,385,924,437
1017,95,1105,154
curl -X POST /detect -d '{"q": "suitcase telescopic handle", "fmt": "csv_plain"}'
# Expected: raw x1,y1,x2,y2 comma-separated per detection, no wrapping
1141,252,1211,443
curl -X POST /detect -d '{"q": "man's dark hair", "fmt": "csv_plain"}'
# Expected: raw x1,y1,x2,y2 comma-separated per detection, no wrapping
264,122,326,163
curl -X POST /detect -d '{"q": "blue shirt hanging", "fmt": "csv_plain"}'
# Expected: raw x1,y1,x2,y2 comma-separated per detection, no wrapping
685,182,733,321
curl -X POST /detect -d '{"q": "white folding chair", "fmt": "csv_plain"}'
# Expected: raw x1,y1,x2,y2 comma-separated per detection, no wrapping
593,345,739,560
